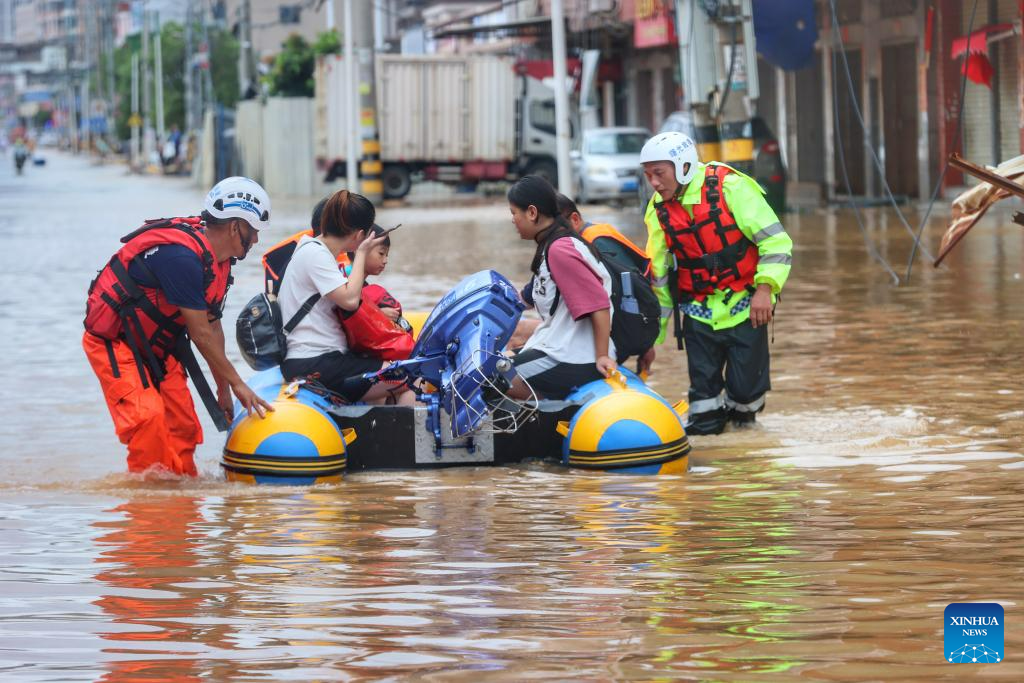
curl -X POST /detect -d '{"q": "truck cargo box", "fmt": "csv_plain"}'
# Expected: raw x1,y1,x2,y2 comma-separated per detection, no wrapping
314,56,352,166
316,54,517,164
377,55,516,163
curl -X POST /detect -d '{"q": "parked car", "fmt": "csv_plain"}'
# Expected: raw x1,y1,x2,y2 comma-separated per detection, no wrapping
36,130,59,148
571,126,651,204
651,112,787,215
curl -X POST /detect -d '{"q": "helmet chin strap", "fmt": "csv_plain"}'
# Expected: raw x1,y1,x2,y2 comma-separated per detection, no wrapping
238,221,256,256
671,162,692,200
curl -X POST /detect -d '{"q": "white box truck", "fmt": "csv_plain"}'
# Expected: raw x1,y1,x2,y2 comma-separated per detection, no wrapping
315,54,572,199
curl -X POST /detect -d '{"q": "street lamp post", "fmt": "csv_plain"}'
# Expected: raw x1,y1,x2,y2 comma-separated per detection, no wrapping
550,0,573,193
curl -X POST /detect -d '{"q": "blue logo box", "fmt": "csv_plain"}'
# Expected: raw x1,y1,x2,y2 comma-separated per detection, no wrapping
945,603,1004,663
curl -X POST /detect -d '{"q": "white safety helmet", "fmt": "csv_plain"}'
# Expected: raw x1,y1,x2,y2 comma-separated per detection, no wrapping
204,176,271,232
640,132,700,186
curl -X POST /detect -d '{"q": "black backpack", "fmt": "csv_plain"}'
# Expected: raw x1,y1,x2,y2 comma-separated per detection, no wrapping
544,234,661,363
236,292,320,370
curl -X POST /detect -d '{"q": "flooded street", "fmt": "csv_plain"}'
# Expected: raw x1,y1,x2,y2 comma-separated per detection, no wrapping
1,152,1022,680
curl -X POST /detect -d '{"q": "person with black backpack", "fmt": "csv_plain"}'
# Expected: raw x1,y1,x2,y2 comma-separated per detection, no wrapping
554,194,660,375
276,190,415,405
505,176,616,401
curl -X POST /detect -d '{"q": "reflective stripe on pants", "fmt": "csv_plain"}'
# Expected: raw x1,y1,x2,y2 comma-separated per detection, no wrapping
689,393,725,414
83,332,202,476
725,394,766,413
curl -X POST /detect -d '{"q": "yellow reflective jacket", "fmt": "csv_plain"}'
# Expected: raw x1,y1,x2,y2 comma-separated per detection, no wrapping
645,162,793,338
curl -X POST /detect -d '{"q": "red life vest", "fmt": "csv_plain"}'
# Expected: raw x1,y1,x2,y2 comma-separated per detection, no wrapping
363,283,402,315
84,217,232,377
655,164,759,301
580,223,652,279
335,283,413,360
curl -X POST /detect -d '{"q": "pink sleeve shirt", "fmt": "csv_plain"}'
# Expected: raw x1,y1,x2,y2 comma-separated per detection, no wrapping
546,238,611,320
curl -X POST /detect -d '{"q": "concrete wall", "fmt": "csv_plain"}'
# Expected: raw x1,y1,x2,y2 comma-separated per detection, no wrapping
230,96,343,198
263,97,316,197
194,109,216,191
234,100,264,183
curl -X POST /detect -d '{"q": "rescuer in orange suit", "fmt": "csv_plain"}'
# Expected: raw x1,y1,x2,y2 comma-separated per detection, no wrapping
83,177,274,476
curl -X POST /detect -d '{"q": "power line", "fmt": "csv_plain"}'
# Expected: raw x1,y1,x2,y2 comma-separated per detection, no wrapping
830,33,900,285
905,0,980,281
826,0,936,270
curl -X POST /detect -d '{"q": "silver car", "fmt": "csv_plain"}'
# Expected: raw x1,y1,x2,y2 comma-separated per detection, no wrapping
571,127,651,204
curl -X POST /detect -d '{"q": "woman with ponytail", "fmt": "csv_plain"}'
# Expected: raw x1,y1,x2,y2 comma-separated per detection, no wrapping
506,175,616,400
277,190,413,404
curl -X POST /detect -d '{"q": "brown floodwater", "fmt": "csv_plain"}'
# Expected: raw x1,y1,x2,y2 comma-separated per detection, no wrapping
0,152,1021,680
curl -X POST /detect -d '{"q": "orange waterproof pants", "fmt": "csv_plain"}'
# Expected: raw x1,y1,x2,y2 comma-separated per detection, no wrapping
83,332,202,476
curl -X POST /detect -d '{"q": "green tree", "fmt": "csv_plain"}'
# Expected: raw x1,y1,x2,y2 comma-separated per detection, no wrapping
313,29,341,56
265,34,315,97
111,22,238,141
210,28,241,108
32,108,52,128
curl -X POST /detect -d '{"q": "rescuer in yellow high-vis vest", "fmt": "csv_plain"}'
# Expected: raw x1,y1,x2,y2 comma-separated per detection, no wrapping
641,131,793,435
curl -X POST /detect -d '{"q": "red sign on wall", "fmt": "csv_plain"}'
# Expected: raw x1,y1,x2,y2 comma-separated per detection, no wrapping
634,0,676,48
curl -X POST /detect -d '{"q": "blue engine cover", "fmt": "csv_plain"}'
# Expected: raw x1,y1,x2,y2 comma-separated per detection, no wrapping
408,271,525,436
413,270,525,384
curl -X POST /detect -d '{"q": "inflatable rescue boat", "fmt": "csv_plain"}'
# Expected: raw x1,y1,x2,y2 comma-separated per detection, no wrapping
223,271,690,484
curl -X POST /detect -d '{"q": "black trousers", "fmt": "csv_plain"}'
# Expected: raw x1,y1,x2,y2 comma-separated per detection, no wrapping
683,316,770,435
282,351,382,403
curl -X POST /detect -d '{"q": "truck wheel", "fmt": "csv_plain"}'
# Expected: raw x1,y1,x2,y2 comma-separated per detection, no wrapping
382,165,412,199
524,159,558,187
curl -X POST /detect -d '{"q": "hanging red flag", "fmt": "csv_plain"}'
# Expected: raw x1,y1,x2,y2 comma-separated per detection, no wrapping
962,53,995,87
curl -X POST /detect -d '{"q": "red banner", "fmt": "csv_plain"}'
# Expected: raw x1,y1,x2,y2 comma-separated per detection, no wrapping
634,0,676,49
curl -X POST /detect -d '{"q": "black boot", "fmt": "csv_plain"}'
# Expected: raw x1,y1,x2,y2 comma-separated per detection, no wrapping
685,408,728,435
729,410,758,428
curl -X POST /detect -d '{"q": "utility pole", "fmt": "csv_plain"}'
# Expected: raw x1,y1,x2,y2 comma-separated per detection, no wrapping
141,4,152,166
200,4,215,109
199,1,218,179
326,0,335,30
105,0,116,140
356,0,382,201
131,51,140,169
675,0,759,172
63,2,77,152
550,0,572,193
154,11,165,147
374,0,386,50
184,0,195,134
238,0,253,97
82,1,93,151
343,0,357,192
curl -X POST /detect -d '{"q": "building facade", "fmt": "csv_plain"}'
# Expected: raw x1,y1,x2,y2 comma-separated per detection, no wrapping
603,0,1024,201
222,0,402,62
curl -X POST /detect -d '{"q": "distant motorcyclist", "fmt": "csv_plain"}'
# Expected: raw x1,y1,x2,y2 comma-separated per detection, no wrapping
13,139,28,175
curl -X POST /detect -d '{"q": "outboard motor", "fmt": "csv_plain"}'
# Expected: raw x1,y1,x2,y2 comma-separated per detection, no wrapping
364,270,535,446
409,270,531,436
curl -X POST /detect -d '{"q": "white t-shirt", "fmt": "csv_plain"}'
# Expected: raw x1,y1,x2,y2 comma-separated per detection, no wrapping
278,235,349,359
522,238,615,364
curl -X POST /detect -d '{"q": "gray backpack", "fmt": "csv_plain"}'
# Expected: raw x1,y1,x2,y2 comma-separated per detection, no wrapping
236,292,320,370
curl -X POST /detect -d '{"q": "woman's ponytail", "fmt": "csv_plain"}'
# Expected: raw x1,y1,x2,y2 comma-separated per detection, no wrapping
320,189,376,237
